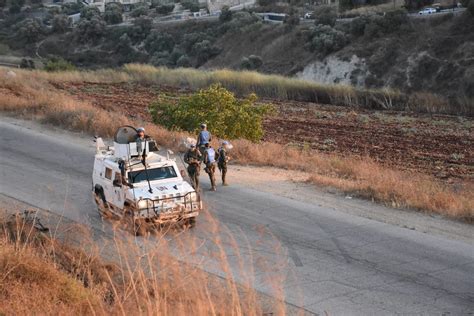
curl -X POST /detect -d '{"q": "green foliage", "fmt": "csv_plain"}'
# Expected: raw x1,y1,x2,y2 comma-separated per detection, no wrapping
104,3,123,24
80,6,100,20
468,0,474,14
131,3,148,17
192,39,220,65
52,14,70,33
240,55,263,70
20,58,35,69
307,24,348,55
44,58,76,71
339,0,354,11
284,9,300,28
75,16,106,43
220,11,261,34
150,84,273,141
115,33,135,63
61,2,83,15
313,6,337,27
7,0,24,14
145,31,175,54
156,3,174,14
176,54,191,67
219,6,232,22
128,17,152,42
364,9,409,37
15,18,44,43
181,0,199,12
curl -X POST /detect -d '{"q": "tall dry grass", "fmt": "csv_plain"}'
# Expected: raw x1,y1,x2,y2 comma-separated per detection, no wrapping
0,208,290,315
0,68,472,220
9,64,468,115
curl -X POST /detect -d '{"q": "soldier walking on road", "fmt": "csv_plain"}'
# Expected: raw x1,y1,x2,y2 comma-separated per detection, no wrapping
196,123,211,158
184,144,202,191
217,141,230,186
203,143,217,191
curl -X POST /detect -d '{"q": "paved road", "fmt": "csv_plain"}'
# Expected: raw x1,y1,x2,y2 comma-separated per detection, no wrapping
1,117,473,315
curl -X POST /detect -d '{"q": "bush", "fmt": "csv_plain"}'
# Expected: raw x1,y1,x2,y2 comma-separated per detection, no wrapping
219,5,232,22
176,54,191,67
128,17,152,42
364,10,409,37
44,58,76,71
313,6,337,27
192,39,219,65
75,16,106,43
61,2,83,15
150,84,274,141
52,14,70,33
104,3,123,24
80,6,100,20
145,31,175,54
7,0,24,14
156,3,174,14
15,18,44,43
181,0,199,12
240,55,263,70
131,3,148,17
221,11,261,34
307,24,348,55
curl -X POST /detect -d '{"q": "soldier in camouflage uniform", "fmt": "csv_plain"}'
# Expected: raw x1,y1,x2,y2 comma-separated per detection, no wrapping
217,141,230,186
184,144,202,191
203,143,217,191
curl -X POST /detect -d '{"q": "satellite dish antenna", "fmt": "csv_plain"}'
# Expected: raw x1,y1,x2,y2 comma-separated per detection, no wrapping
114,126,138,144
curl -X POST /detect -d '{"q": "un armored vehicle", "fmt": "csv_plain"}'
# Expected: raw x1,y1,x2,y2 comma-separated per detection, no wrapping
92,126,201,233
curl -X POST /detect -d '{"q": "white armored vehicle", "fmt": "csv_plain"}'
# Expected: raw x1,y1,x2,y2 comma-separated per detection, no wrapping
92,126,201,232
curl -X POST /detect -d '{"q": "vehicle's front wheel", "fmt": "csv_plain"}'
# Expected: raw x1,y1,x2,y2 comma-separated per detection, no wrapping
94,192,114,219
124,209,146,236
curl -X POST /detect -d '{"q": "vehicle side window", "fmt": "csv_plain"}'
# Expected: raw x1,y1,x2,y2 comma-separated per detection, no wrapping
105,167,112,180
114,172,121,182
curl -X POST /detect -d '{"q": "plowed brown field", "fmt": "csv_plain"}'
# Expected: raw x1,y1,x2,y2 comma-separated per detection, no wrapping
55,82,473,182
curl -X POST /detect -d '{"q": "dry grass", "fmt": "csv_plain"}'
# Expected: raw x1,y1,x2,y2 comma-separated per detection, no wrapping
12,64,469,115
0,68,472,220
0,209,288,315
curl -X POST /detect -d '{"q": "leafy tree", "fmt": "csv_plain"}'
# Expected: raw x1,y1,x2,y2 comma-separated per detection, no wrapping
192,39,219,65
52,14,70,33
15,18,44,43
307,24,348,55
61,2,83,15
150,84,274,141
240,55,263,70
144,31,175,53
219,5,232,22
181,0,199,12
44,58,76,71
8,0,24,14
150,51,173,66
80,6,101,20
116,33,135,63
104,3,123,24
131,3,148,17
156,3,174,14
75,16,106,42
128,17,152,42
284,8,300,28
339,0,354,11
313,5,337,27
176,55,191,67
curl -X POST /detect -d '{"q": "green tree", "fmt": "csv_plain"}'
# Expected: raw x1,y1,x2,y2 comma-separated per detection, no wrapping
240,55,263,70
181,0,199,12
75,16,106,42
104,3,123,24
131,3,148,17
149,84,274,141
128,17,152,42
156,3,174,14
313,5,337,26
16,18,44,43
144,31,175,53
80,6,100,20
52,14,70,33
219,5,232,22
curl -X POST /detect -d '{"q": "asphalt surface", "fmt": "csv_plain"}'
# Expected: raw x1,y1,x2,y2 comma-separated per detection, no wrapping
1,117,473,315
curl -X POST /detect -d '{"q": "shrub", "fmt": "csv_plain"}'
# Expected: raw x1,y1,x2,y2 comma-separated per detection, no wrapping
181,0,199,12
15,18,44,43
307,24,348,55
156,3,174,14
176,55,191,67
44,58,76,71
52,14,70,33
240,55,263,70
61,1,83,15
20,58,35,69
80,6,100,20
364,9,409,37
150,51,173,67
7,0,24,14
75,16,106,43
130,3,148,17
219,5,232,22
349,15,370,36
192,39,219,65
313,5,337,27
128,17,152,42
150,84,274,141
104,3,123,24
221,11,261,34
145,31,175,54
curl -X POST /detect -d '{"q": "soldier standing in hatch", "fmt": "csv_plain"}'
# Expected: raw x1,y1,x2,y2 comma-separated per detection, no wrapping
217,141,230,186
184,144,201,191
203,143,217,191
196,123,211,158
